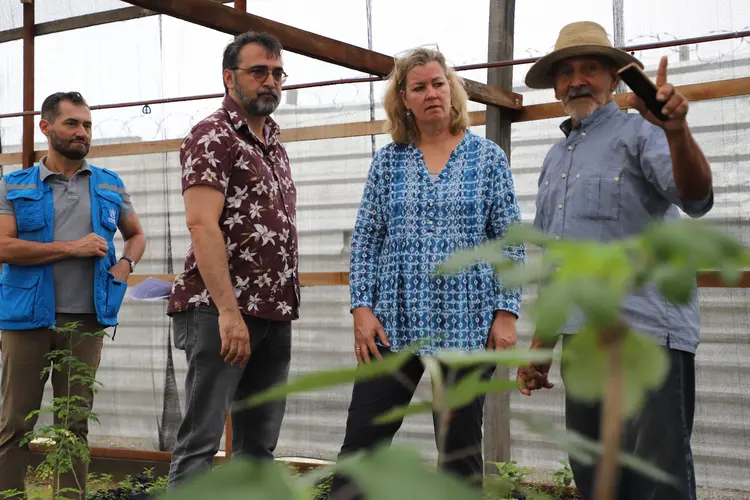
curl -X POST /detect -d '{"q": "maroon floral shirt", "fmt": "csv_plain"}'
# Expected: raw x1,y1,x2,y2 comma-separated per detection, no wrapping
168,96,299,321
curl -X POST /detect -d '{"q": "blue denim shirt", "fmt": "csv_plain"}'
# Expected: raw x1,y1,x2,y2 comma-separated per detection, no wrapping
533,100,713,353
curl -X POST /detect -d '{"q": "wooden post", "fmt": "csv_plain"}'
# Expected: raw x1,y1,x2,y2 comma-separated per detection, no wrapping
483,0,515,473
21,0,35,170
225,413,232,458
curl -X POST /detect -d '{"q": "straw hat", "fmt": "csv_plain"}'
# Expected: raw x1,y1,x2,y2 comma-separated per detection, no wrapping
525,21,643,89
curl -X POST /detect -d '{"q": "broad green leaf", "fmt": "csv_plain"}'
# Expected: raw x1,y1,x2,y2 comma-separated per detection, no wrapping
422,357,445,408
713,229,747,261
433,348,555,368
568,279,623,329
335,445,485,500
533,282,574,339
619,332,669,416
503,223,556,248
373,401,434,425
642,219,749,271
245,349,414,408
443,370,518,410
483,476,516,499
513,413,677,487
375,367,521,425
651,265,695,305
561,328,609,403
494,260,551,288
156,458,300,500
516,485,554,500
717,263,743,287
562,328,669,418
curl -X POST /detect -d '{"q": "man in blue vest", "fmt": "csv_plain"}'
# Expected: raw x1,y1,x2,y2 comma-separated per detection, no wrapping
0,91,146,498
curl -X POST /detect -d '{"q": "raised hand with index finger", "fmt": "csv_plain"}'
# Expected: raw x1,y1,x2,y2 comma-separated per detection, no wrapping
626,55,689,131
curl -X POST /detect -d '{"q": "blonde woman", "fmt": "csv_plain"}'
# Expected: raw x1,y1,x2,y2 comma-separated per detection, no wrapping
329,47,525,497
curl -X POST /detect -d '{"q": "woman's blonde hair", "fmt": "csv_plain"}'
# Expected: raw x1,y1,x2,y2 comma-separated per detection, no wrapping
383,47,471,145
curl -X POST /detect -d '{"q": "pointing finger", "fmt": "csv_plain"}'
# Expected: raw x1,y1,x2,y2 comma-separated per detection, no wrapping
655,55,668,89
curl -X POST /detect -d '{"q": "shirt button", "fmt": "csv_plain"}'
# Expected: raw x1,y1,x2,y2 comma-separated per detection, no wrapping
576,173,581,179
428,201,434,206
558,204,563,210
567,145,573,151
561,173,567,179
582,132,587,136
614,176,620,182
545,180,549,185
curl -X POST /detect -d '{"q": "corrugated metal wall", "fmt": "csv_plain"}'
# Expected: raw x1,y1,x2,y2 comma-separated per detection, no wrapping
1,56,749,491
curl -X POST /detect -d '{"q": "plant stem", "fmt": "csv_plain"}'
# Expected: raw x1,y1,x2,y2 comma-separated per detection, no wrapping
593,333,624,500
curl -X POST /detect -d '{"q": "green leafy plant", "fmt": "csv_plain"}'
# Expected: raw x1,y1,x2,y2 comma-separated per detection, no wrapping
489,461,533,489
18,322,108,499
552,461,573,489
148,218,747,500
440,219,748,499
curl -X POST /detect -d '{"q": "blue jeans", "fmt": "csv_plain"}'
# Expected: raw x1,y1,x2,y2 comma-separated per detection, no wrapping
167,306,291,487
563,337,696,500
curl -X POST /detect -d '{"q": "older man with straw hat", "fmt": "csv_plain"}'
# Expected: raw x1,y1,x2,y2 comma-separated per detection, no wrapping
516,21,713,500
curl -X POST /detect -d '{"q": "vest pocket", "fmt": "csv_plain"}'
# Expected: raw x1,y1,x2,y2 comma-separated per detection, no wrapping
96,190,122,232
0,272,40,323
9,194,46,232
105,272,128,319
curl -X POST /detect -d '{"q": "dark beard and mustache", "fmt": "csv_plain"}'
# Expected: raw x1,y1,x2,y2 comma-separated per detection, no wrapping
235,85,280,117
49,130,89,160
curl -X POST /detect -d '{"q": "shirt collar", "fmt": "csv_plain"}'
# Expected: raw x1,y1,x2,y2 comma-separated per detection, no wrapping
222,94,281,146
559,98,620,137
38,156,91,182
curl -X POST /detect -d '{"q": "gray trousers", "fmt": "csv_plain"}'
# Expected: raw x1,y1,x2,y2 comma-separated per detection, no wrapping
167,306,291,487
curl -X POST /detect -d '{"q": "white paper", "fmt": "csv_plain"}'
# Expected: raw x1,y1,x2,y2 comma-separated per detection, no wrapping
130,277,173,301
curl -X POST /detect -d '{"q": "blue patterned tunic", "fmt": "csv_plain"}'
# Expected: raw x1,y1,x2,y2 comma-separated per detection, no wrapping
349,130,526,355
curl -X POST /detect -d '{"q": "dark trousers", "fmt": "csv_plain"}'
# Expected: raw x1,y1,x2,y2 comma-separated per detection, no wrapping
329,345,495,499
563,339,696,500
167,306,291,487
0,314,105,500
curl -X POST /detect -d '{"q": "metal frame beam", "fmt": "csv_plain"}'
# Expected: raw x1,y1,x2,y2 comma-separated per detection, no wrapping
120,0,522,110
0,0,233,44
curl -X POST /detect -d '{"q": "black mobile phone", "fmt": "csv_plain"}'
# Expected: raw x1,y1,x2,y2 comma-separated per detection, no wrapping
617,62,669,122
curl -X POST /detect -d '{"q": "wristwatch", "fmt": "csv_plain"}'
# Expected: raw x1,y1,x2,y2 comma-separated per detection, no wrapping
119,256,135,273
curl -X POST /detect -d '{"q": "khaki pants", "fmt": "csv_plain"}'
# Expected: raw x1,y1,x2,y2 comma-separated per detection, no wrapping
0,314,105,499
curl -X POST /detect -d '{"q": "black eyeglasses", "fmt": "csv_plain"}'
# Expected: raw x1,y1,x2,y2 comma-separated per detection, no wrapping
232,65,288,84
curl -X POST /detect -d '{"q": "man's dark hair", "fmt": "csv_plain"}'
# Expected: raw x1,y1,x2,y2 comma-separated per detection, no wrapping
222,31,283,94
41,92,89,123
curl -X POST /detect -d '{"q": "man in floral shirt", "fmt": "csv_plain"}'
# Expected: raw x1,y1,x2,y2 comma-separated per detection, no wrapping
166,31,298,486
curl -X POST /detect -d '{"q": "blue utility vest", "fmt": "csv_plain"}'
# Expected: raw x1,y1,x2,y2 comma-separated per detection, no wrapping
0,164,128,330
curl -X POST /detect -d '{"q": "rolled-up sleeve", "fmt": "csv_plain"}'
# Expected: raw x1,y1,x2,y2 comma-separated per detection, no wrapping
118,184,134,221
349,150,389,311
486,147,525,317
639,121,713,218
0,180,13,216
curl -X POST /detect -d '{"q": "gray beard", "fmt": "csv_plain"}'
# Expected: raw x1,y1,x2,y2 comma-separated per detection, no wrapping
235,85,280,117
